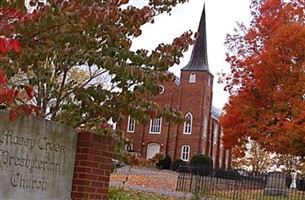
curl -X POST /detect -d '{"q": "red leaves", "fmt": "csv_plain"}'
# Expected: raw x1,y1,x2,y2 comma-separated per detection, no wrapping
0,73,19,105
12,40,20,53
221,0,305,156
0,5,39,121
118,0,129,6
8,105,40,121
0,82,38,121
24,85,35,99
5,89,17,104
0,37,20,54
9,109,18,121
0,70,7,85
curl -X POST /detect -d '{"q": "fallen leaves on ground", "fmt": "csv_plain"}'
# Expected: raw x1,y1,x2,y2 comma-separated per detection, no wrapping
110,166,179,191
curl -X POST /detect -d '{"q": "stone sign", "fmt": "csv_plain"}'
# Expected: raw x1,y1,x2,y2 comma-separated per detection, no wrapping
0,111,78,200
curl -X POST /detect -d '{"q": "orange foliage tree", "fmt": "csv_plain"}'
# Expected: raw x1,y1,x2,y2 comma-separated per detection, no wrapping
220,0,305,157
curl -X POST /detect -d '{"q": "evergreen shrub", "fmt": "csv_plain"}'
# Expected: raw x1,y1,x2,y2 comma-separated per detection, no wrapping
190,154,213,176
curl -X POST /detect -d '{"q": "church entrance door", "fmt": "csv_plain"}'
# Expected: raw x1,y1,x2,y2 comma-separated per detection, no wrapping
146,143,160,159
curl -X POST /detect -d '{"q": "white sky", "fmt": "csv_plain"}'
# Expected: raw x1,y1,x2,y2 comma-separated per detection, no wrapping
130,0,252,110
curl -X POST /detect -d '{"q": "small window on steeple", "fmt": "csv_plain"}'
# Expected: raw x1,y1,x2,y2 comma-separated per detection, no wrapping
189,72,196,83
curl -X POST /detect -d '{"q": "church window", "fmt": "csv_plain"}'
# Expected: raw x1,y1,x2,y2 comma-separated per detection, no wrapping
181,145,190,161
159,85,165,94
189,72,196,83
125,144,133,151
213,123,218,144
149,117,162,134
183,113,192,134
203,115,208,137
127,116,135,133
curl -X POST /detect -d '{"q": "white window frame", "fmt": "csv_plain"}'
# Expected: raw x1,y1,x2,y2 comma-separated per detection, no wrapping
189,72,196,83
159,85,165,95
220,130,224,148
149,117,162,134
127,115,135,133
183,113,192,134
125,144,133,151
219,156,222,168
203,115,208,137
213,123,218,144
181,145,190,161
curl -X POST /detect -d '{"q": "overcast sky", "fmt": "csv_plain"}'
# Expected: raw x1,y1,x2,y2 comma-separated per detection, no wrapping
130,0,252,109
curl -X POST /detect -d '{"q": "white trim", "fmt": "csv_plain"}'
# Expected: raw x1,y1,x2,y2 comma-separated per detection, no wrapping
146,143,161,159
125,144,133,151
203,115,208,137
159,85,165,95
213,123,218,144
181,145,190,161
189,72,196,83
149,117,162,134
127,115,135,133
183,112,192,134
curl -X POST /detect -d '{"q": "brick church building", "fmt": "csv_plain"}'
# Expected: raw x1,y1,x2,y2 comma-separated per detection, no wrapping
120,5,231,169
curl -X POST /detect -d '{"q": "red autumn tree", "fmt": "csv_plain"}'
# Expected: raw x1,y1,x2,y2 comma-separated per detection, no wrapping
0,0,195,164
220,0,305,157
1,0,194,127
0,7,38,120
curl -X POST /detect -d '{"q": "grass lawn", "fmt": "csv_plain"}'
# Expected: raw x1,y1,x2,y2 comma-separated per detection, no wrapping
109,186,185,200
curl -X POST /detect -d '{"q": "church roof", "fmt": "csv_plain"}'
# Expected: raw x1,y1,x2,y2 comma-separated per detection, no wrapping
181,4,209,72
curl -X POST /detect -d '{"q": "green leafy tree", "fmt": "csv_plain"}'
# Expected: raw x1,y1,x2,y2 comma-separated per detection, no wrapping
1,0,194,127
0,0,194,164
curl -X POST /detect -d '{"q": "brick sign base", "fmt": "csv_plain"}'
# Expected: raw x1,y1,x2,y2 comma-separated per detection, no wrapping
71,131,114,200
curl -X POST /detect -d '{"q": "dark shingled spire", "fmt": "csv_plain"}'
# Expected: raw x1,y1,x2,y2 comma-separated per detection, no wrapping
181,4,209,71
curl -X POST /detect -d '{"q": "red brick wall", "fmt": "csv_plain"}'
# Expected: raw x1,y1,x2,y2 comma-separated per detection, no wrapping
124,72,210,157
119,70,232,169
71,131,114,200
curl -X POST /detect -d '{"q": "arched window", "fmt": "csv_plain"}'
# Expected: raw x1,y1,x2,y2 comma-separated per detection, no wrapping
159,85,165,95
203,115,208,137
189,72,196,83
181,145,190,161
147,143,161,159
183,112,192,134
213,123,219,144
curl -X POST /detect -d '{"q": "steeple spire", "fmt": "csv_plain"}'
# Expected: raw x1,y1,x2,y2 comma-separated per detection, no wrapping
181,4,209,71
